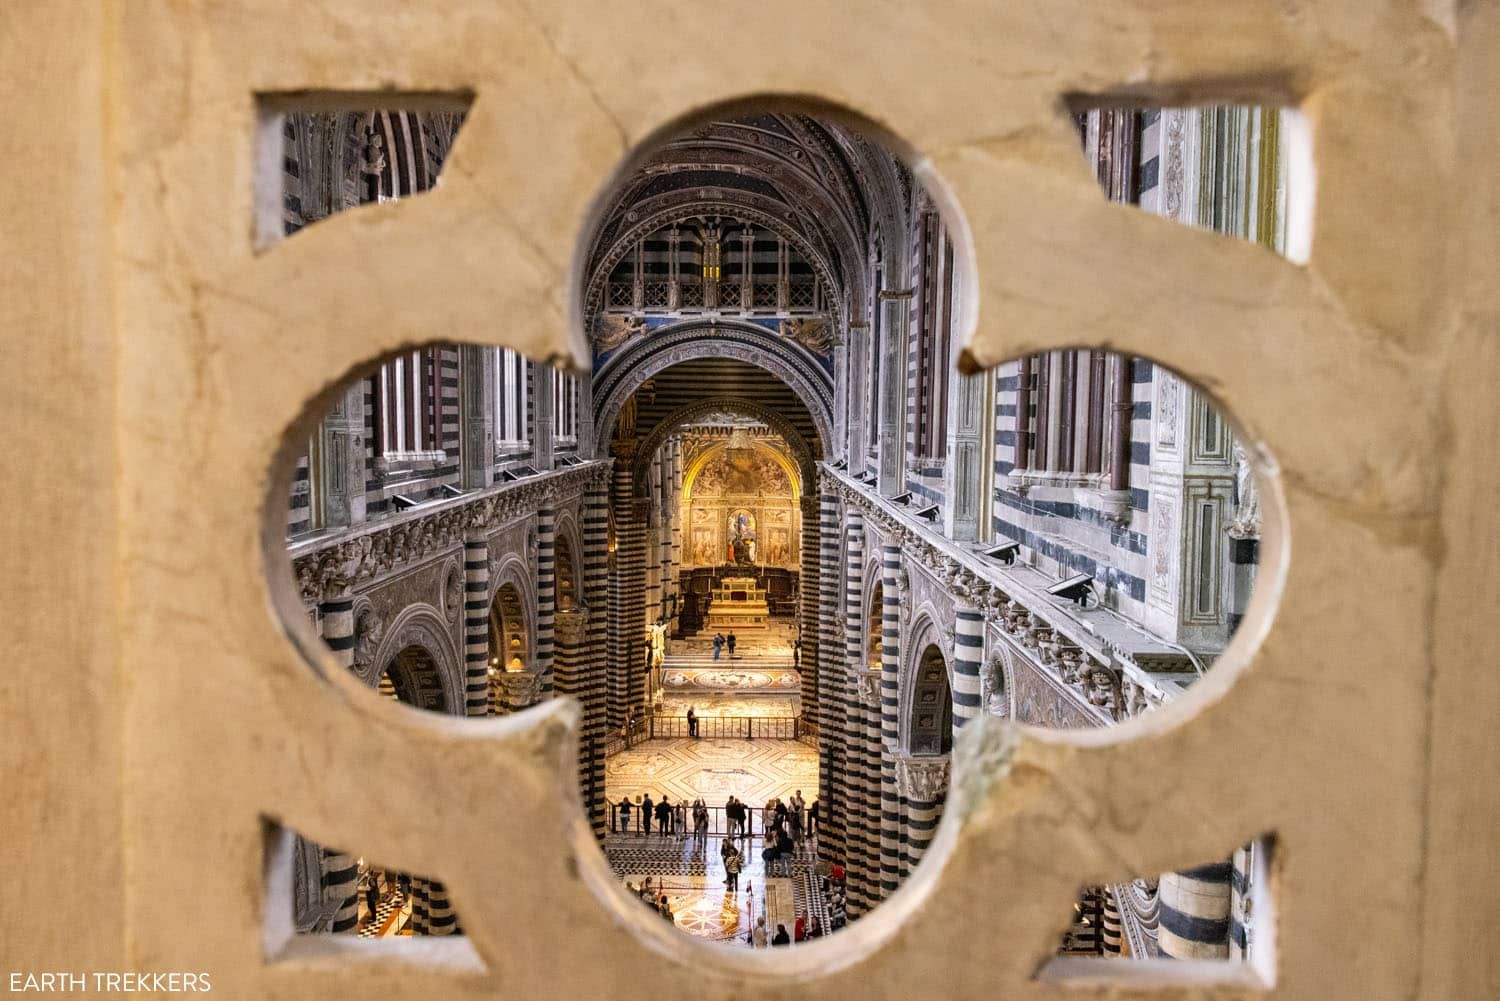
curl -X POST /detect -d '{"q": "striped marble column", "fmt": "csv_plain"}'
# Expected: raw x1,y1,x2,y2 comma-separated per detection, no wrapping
318,591,359,933
878,544,903,898
845,672,881,919
409,880,429,935
897,755,949,877
426,881,457,936
798,495,823,711
582,475,612,836
463,533,491,717
535,507,556,697
608,454,646,726
814,492,841,751
951,600,985,739
554,608,592,824
820,511,865,864
1159,861,1233,959
1102,889,1123,956
668,439,684,620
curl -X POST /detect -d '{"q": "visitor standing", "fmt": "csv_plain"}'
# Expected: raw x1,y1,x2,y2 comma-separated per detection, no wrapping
693,798,709,841
687,706,698,737
727,631,737,656
712,633,724,659
617,795,631,833
364,876,379,927
751,916,768,948
642,793,654,835
725,845,742,892
656,794,672,835
808,798,819,838
772,923,791,946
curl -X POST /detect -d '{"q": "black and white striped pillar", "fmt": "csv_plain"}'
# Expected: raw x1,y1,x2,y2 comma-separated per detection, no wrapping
878,543,903,899
799,495,823,711
1159,861,1233,959
1102,889,1123,956
951,600,985,739
814,491,841,754
318,590,360,933
897,756,948,876
535,506,556,697
582,474,612,836
463,532,491,717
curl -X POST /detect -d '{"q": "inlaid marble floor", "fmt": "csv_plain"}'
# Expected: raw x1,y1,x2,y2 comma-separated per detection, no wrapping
661,692,799,717
606,737,819,806
609,832,815,944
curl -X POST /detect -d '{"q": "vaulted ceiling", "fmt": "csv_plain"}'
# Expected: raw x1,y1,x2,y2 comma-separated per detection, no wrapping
581,114,911,330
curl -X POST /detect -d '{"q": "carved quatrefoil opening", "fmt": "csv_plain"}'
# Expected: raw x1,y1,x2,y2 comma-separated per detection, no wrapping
259,94,1287,977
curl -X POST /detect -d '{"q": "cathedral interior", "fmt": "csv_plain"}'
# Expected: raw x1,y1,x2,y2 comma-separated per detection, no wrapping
280,106,1276,962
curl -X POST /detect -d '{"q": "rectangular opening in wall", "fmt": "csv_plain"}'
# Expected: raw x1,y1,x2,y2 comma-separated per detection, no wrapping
253,95,473,250
1038,834,1277,989
261,821,484,970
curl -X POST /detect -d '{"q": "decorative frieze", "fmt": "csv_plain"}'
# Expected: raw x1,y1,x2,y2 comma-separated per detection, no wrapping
291,462,609,604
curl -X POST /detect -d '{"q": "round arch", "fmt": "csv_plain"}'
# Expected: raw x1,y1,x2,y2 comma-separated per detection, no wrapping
593,321,834,452
369,605,464,716
635,396,818,495
553,530,582,612
681,438,802,503
865,577,885,672
905,635,954,757
488,582,530,674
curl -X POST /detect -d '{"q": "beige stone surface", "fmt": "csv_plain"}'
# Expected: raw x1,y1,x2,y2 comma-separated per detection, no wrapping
2,1,1496,999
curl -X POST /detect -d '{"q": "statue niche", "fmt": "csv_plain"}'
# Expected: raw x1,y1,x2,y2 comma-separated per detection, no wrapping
729,509,757,565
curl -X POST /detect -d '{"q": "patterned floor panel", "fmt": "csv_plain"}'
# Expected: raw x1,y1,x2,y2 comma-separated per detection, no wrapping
607,832,821,944
661,666,802,692
606,737,819,805
660,692,799,717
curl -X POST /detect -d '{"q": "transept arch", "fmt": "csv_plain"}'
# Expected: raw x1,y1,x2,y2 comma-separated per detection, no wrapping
592,320,834,451
634,396,818,494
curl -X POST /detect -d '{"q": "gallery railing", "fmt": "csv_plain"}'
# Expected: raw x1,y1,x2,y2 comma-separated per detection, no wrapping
604,714,807,754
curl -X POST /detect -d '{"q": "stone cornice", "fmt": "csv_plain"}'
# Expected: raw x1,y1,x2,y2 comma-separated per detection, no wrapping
819,464,1188,717
290,461,611,605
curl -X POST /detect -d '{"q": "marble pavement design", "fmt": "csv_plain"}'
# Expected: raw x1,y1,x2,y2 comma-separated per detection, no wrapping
661,667,801,692
605,737,819,805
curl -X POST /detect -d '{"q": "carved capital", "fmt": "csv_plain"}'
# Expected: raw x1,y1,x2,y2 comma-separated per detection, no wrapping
896,756,950,801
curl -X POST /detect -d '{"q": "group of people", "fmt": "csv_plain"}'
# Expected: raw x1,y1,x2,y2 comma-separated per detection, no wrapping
626,876,676,925
710,631,737,659
746,912,824,947
615,793,711,839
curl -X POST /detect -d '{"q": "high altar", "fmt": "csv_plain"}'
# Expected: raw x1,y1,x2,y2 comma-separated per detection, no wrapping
705,576,771,632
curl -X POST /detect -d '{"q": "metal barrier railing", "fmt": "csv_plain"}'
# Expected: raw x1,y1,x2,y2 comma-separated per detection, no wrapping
605,802,815,842
605,714,806,754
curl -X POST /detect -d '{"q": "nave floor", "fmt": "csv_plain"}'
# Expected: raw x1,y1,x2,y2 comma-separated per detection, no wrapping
605,737,818,806
606,830,827,944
